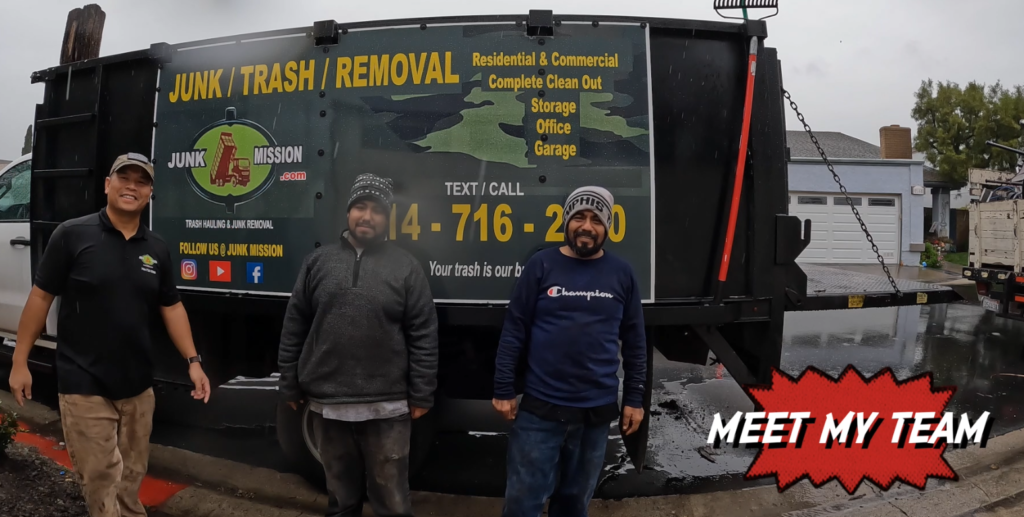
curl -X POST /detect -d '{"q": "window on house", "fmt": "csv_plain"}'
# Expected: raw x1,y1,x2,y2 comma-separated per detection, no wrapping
834,196,862,206
797,196,827,205
868,198,896,207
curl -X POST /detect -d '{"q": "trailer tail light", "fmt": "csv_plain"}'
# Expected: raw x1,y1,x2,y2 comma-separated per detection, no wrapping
976,282,989,297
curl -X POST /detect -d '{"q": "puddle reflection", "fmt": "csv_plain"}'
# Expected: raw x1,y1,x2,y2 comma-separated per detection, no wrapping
605,302,1024,496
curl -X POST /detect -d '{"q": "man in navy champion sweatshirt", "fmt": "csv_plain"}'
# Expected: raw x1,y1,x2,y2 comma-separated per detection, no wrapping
493,185,647,517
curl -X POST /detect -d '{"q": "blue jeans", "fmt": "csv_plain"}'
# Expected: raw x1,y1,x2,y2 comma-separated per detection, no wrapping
502,409,611,517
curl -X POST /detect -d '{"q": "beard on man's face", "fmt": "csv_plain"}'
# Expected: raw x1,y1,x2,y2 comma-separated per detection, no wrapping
568,227,605,257
350,221,382,244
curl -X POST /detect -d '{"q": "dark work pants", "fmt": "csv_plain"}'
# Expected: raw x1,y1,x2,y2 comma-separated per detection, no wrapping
502,409,611,517
313,412,414,517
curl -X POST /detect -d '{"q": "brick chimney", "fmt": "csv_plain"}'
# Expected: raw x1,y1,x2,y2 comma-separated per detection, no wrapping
879,125,912,159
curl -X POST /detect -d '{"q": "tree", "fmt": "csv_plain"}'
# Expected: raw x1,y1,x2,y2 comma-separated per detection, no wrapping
911,79,1024,185
21,125,31,156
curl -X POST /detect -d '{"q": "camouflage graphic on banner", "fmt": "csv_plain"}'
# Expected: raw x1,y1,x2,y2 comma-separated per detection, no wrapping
152,22,654,301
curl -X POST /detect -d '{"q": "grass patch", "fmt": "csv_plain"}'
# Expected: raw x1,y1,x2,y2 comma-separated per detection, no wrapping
944,252,968,266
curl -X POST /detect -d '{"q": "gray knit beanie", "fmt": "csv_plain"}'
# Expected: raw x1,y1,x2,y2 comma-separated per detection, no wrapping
563,186,614,231
347,173,394,211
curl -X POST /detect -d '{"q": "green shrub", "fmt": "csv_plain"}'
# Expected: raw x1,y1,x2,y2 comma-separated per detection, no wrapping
0,400,17,456
922,242,941,268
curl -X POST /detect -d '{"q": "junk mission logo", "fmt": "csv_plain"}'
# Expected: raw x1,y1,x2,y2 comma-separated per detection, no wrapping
168,107,302,213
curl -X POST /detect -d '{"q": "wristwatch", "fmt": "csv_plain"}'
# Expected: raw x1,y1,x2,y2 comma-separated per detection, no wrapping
188,355,202,365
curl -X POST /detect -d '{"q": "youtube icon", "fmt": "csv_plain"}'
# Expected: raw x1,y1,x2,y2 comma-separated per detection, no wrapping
209,261,231,282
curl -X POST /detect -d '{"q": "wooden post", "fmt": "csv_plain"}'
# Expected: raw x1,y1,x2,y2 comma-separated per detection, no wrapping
60,4,106,65
21,125,32,156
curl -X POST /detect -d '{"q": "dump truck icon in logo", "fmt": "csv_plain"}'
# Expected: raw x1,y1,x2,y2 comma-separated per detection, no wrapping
182,107,277,214
210,132,252,188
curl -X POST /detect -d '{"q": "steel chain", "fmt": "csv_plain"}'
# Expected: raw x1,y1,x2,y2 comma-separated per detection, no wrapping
782,89,903,297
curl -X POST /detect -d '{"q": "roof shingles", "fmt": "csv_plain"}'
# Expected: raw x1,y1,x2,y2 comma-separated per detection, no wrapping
786,130,881,160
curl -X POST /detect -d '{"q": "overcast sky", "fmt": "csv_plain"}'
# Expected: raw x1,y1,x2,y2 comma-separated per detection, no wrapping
2,0,1022,161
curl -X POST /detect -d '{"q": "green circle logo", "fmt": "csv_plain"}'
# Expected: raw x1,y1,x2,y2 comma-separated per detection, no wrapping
185,107,279,214
192,124,271,197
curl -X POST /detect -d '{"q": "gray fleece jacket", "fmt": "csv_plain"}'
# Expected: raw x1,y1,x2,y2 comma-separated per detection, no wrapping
277,233,439,408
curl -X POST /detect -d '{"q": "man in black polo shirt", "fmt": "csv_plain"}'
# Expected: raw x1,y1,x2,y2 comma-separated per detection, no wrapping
8,153,211,517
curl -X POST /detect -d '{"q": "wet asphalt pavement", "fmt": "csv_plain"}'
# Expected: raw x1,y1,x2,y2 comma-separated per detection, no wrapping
5,288,1023,499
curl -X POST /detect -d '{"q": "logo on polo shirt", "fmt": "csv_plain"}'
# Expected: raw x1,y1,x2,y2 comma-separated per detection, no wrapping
139,254,158,275
210,261,231,282
546,286,614,300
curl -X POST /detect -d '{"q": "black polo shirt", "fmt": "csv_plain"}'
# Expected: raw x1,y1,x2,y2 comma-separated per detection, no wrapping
34,207,181,400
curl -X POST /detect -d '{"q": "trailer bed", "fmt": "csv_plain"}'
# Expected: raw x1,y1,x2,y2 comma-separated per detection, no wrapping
794,264,961,311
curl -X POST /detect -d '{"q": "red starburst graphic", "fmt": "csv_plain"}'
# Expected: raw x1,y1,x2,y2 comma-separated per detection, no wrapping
741,366,958,494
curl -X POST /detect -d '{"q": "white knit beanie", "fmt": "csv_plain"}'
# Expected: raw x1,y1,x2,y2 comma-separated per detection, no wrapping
563,186,614,231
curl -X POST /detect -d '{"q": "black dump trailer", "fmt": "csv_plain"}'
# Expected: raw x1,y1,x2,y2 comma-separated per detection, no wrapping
15,11,960,484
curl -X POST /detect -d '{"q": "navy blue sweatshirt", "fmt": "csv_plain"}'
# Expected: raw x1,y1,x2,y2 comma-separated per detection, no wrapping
494,247,647,409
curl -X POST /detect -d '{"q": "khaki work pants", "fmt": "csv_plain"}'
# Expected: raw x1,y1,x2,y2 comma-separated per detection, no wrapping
58,387,156,517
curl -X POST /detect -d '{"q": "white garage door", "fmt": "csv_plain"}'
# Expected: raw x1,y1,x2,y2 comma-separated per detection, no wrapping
789,192,901,264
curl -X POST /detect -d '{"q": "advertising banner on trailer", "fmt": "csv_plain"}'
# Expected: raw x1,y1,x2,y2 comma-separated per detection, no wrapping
151,22,656,302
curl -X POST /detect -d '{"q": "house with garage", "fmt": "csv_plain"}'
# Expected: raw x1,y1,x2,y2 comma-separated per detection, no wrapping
786,125,927,266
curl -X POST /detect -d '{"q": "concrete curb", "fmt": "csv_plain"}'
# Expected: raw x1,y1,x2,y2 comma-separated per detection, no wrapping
0,390,60,427
147,444,329,514
4,389,1024,517
159,486,323,517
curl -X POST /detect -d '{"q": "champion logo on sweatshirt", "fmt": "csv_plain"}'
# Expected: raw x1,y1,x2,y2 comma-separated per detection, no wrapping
546,286,615,300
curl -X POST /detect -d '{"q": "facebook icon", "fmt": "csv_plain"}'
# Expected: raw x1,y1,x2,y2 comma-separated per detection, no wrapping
246,262,264,284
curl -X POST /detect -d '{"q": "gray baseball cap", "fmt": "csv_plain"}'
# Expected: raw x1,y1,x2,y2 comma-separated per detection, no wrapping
109,152,155,182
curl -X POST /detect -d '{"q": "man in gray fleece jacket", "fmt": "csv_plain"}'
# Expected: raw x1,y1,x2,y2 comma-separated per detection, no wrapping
278,173,438,517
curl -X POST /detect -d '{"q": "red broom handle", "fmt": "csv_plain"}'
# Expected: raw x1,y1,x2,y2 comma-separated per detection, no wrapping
718,37,759,283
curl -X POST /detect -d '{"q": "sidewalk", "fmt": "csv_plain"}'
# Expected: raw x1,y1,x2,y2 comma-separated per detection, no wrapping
783,452,1024,517
941,259,967,276
4,388,1024,517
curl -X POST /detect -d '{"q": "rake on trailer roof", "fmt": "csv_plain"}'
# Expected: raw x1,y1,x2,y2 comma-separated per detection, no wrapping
714,0,779,21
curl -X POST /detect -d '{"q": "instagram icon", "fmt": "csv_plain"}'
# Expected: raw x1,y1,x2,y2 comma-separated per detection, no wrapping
181,259,198,280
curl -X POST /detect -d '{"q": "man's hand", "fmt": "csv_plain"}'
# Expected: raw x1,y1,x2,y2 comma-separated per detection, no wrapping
287,400,305,411
492,398,517,420
9,364,32,407
188,363,211,403
622,406,644,436
411,406,429,419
